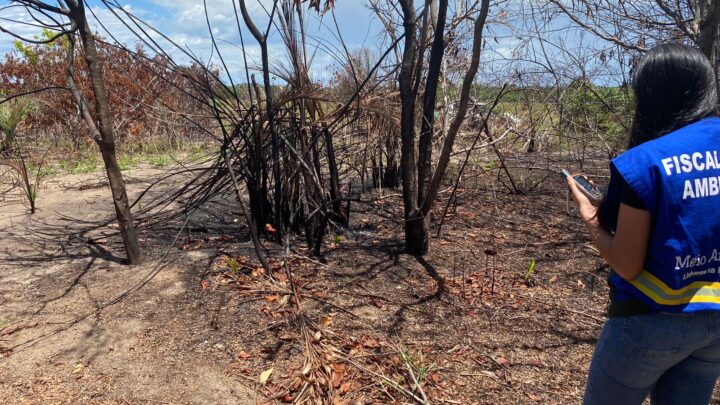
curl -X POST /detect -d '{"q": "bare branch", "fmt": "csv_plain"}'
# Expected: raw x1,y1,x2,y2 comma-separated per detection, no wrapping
10,0,69,15
655,0,697,40
547,0,647,52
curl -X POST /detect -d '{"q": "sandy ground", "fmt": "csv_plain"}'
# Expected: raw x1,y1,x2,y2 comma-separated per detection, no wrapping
4,161,720,404
0,166,256,404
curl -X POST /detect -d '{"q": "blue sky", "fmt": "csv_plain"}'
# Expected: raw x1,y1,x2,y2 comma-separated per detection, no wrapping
0,0,390,82
0,1,625,86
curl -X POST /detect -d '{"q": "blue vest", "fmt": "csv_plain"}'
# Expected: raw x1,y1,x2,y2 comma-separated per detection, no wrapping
610,117,720,312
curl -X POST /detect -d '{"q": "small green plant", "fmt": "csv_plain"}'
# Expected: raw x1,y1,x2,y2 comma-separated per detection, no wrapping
227,258,240,273
6,150,48,214
395,343,435,400
482,160,497,171
0,98,34,148
185,142,213,161
0,97,47,214
334,235,342,244
58,153,99,174
525,259,536,286
118,153,141,171
147,153,171,167
27,162,56,177
400,349,432,383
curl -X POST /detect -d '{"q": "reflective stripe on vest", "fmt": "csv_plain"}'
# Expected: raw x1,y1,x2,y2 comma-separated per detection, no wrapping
610,117,720,312
629,270,720,306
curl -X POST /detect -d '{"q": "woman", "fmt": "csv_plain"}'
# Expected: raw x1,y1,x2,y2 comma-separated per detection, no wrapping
569,43,720,404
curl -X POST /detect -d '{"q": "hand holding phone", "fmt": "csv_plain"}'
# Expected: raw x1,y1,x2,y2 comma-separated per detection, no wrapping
561,169,603,203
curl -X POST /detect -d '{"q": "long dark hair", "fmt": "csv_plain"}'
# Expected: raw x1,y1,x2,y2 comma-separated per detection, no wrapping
599,43,718,231
628,43,718,148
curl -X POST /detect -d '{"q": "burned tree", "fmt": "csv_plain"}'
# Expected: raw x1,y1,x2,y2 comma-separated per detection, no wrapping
397,0,491,255
1,0,142,264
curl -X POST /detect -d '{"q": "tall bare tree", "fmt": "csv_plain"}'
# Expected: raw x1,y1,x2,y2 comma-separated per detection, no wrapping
238,0,284,243
2,0,142,264
397,0,490,255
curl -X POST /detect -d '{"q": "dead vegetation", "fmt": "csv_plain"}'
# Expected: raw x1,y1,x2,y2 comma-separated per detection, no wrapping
0,162,613,404
2,0,720,404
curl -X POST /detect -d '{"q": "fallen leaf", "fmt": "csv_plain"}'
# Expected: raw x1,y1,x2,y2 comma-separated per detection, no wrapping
264,295,279,303
72,363,84,374
496,357,510,367
200,280,210,290
237,351,252,359
362,338,379,349
526,392,542,401
319,315,333,328
331,363,346,388
289,376,302,390
277,295,290,307
259,368,273,384
478,370,499,380
529,358,544,368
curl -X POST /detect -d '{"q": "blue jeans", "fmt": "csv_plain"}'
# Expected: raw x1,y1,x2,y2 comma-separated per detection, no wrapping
585,312,720,404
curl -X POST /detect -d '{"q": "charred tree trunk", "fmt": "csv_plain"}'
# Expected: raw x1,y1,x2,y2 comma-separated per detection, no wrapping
695,1,720,103
323,124,347,225
398,0,490,256
371,152,380,189
398,0,426,256
248,100,269,236
311,127,323,186
264,46,283,243
240,0,283,243
421,0,490,216
378,147,385,187
383,138,400,188
411,0,449,256
66,3,142,265
399,0,448,256
418,0,448,202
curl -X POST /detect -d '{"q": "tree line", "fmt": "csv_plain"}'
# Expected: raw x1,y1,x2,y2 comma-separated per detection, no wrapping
1,0,719,266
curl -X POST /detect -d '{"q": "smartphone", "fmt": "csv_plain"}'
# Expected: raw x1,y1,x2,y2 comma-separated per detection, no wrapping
561,169,603,202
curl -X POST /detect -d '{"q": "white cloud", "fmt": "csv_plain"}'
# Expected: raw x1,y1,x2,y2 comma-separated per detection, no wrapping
0,1,388,82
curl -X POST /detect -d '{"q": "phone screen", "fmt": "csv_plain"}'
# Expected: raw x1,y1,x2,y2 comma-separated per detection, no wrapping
561,168,603,201
573,175,603,200
573,175,595,192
